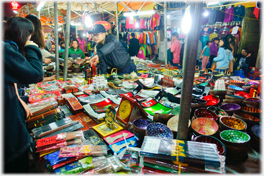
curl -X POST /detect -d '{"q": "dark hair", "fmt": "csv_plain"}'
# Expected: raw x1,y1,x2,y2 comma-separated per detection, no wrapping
71,38,79,45
131,33,135,37
220,37,231,51
4,17,34,55
242,48,248,54
226,34,235,43
172,32,179,38
206,40,211,45
25,15,45,48
212,37,219,42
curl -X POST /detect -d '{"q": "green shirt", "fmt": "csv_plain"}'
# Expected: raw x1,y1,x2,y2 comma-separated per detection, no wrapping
62,47,85,59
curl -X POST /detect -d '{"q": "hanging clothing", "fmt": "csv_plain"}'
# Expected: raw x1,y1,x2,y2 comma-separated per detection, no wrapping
218,31,229,38
126,16,136,29
253,5,260,19
150,13,161,30
201,12,209,25
209,31,218,41
137,46,146,59
233,5,246,21
208,8,217,25
224,6,234,22
215,7,226,22
201,35,209,48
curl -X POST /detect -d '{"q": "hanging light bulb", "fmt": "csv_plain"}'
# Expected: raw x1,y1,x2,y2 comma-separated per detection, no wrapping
135,22,139,28
203,10,209,17
181,6,192,34
167,15,170,19
84,15,92,27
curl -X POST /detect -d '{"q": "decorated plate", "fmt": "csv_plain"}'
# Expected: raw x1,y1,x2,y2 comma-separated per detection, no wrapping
191,118,219,136
146,122,173,139
228,85,243,91
220,130,250,143
133,119,153,130
220,103,241,111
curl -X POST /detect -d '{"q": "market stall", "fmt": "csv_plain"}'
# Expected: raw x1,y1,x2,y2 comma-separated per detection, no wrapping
9,0,262,174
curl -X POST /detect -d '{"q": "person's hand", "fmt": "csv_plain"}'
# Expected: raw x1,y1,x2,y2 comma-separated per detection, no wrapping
20,99,32,117
90,55,99,66
43,58,52,64
81,57,90,65
246,53,251,58
200,55,203,59
43,75,56,82
25,40,38,47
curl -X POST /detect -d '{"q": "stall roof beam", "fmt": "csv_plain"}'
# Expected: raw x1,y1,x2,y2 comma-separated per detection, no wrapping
118,1,131,15
101,8,115,16
94,2,97,11
98,2,104,10
119,2,135,13
102,2,115,11
71,9,82,17
138,1,147,12
79,2,92,11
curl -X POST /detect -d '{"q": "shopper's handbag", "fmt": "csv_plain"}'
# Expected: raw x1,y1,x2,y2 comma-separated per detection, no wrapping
229,60,234,73
211,62,216,71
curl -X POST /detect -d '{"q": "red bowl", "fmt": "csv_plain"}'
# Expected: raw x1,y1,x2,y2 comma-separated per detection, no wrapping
235,91,252,98
202,95,220,106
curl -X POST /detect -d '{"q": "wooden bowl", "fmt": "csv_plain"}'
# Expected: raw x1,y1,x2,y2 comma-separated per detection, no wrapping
241,106,261,118
193,108,218,121
222,98,243,105
167,115,191,138
220,103,241,116
207,106,228,119
209,90,227,96
229,80,245,87
219,116,247,132
191,99,207,109
233,112,259,130
243,98,261,108
193,135,226,155
225,94,245,100
248,125,261,152
228,85,243,91
191,117,219,136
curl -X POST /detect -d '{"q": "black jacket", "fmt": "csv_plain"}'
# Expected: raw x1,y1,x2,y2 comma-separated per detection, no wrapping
128,38,140,57
4,42,43,164
97,34,132,74
234,53,251,65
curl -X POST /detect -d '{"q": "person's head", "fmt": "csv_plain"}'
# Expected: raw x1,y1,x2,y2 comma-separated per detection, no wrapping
226,34,235,44
25,14,45,48
219,37,231,50
213,37,219,45
241,48,248,56
4,17,34,54
59,41,65,49
71,38,79,49
131,33,135,38
171,32,179,41
89,24,106,44
59,33,62,38
206,40,211,46
78,33,83,40
119,34,123,40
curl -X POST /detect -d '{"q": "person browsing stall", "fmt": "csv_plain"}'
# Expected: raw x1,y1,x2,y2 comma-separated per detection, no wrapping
88,24,137,75
200,40,211,70
62,38,86,59
170,32,181,67
128,33,139,56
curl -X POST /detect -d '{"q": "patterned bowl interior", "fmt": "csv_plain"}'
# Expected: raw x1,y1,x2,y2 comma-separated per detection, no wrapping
191,118,219,136
230,80,245,84
234,112,260,122
220,130,250,143
207,106,228,118
220,116,246,130
194,108,218,121
202,95,220,106
227,95,244,99
242,106,261,113
194,135,226,155
228,85,243,91
244,98,261,103
252,125,261,138
133,119,153,130
146,123,173,139
220,103,241,111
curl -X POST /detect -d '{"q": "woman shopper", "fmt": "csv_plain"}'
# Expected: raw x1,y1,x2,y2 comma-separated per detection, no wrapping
213,37,233,72
4,17,43,173
77,33,87,55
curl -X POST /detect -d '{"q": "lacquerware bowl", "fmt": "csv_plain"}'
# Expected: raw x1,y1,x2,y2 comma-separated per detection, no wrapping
234,91,252,98
207,106,228,119
219,116,247,132
193,135,226,155
228,85,243,91
193,108,218,121
191,117,219,136
220,103,241,116
191,99,207,109
202,95,220,106
243,98,261,108
146,122,173,139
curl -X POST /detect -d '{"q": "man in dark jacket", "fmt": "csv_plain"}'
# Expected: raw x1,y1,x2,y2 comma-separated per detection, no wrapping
128,33,139,57
4,41,43,172
233,48,251,77
119,34,128,51
88,24,137,75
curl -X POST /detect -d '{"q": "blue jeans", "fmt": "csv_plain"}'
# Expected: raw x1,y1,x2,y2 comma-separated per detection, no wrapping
215,68,228,73
234,63,249,77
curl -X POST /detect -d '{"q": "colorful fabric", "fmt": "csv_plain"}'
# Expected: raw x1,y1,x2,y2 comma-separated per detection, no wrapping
209,33,218,41
203,46,210,57
234,5,246,21
253,5,260,19
150,13,161,30
209,43,219,56
201,35,209,48
216,7,226,22
126,17,136,29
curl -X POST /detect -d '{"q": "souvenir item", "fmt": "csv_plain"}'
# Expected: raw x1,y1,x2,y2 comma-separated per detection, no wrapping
92,122,123,138
207,106,228,119
167,115,191,133
220,103,241,116
202,95,220,106
144,103,172,116
228,85,243,91
65,97,84,114
219,116,247,131
28,91,61,103
68,113,97,131
90,99,118,113
146,122,173,139
191,118,219,136
116,94,148,127
104,130,134,145
110,136,138,154
121,92,147,101
194,108,218,121
141,136,221,168
234,91,252,98
58,145,107,158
